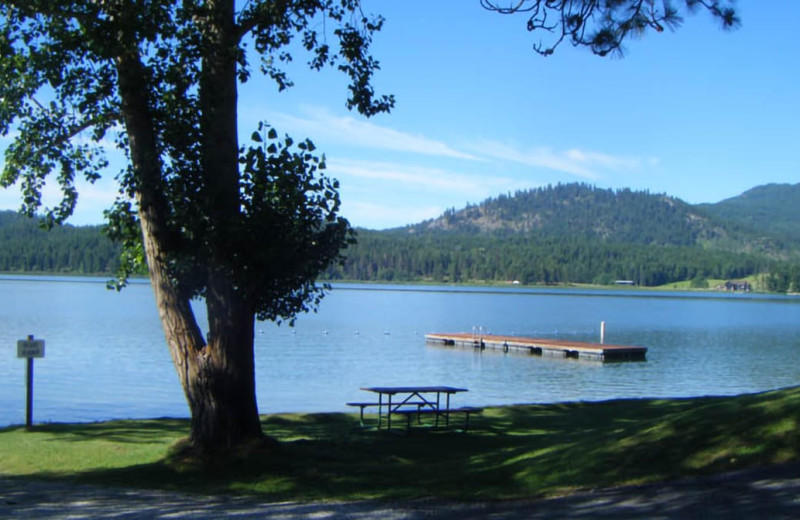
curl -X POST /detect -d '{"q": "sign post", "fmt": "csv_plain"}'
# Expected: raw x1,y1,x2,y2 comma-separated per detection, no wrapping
17,335,45,429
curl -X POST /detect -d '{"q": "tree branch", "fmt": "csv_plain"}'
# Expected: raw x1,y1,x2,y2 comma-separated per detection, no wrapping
235,0,293,43
481,0,738,57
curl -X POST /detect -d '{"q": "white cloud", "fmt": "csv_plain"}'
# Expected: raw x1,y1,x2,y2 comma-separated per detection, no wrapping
268,107,480,161
476,140,653,180
261,105,658,189
0,99,660,231
326,158,514,196
565,149,644,172
476,140,597,179
326,157,534,229
343,200,442,230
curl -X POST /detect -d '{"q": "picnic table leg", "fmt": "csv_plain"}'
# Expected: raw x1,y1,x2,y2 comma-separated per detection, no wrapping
387,394,392,430
445,393,451,427
378,394,383,429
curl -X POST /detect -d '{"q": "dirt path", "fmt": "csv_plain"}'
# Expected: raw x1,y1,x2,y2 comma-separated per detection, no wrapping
2,462,800,519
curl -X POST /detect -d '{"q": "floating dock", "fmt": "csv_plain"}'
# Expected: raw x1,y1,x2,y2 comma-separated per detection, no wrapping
425,333,646,362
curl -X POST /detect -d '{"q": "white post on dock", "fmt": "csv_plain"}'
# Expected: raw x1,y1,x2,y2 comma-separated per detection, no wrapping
600,321,605,344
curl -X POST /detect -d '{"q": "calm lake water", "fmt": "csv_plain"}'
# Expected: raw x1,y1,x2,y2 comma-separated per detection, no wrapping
1,275,799,427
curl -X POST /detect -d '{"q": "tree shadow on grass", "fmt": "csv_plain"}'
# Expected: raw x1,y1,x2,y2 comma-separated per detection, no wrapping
19,418,190,445
3,388,800,502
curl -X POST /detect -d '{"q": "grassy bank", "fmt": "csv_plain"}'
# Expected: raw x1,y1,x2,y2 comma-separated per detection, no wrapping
2,386,800,501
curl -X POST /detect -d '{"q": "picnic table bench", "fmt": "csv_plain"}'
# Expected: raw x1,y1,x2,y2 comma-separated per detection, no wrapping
347,386,481,431
390,406,483,431
346,401,429,426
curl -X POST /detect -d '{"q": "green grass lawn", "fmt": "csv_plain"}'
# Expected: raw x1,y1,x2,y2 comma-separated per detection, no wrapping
2,386,800,502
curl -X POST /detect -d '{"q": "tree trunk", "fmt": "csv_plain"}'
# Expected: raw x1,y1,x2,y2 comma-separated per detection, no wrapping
185,0,263,449
192,273,263,447
141,223,263,449
115,3,263,451
139,213,263,450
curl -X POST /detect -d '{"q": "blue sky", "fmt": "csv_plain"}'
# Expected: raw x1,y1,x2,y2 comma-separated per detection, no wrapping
1,1,798,230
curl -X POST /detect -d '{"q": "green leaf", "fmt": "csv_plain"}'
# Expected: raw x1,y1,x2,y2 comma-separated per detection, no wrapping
251,131,262,143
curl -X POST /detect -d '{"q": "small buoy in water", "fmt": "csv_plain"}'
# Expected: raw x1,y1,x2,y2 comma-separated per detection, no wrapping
354,330,360,335
383,331,390,335
323,330,328,335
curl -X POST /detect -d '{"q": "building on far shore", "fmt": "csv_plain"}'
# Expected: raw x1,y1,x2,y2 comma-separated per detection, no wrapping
717,280,752,292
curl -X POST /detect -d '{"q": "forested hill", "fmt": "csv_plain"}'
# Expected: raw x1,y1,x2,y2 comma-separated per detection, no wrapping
406,184,777,252
330,183,800,290
2,183,799,290
0,211,119,274
698,183,800,242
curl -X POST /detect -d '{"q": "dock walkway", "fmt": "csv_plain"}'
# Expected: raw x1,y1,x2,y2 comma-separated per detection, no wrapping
425,332,646,362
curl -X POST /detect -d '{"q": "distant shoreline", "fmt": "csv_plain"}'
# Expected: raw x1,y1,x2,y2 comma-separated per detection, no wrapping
1,272,788,298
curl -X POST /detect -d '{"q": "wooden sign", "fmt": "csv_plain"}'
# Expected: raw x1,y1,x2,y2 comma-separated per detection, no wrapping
17,339,45,358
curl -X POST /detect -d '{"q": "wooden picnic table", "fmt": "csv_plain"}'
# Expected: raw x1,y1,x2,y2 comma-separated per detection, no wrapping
359,385,468,430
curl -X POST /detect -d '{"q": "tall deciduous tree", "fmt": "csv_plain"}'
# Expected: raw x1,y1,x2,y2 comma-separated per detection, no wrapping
0,0,736,451
0,0,392,451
